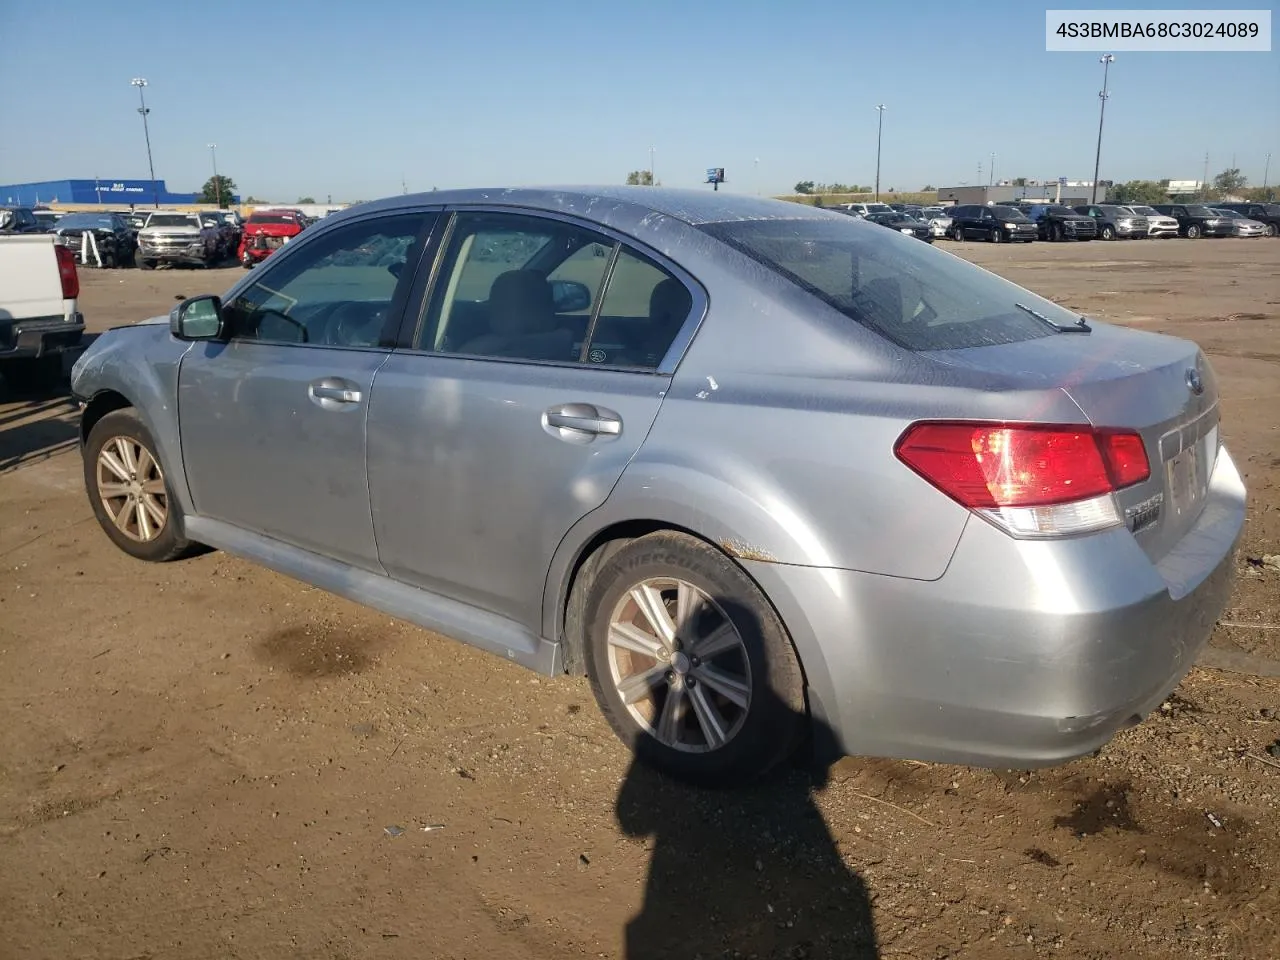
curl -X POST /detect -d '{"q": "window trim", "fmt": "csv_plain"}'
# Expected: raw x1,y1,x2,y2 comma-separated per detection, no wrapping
217,208,442,352
397,204,708,376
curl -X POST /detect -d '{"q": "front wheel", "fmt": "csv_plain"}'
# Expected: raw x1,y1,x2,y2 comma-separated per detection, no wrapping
1266,223,1277,237
84,409,195,563
989,226,1003,243
583,532,805,786
1051,223,1064,242
1186,224,1201,239
951,225,964,241
1100,225,1116,240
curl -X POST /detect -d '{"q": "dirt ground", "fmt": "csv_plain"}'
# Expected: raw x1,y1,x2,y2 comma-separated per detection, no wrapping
2,238,1278,960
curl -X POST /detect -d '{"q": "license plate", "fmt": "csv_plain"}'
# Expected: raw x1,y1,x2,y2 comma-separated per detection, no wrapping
1165,425,1215,520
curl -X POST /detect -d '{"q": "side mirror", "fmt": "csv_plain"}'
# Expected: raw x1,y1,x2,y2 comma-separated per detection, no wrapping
550,279,592,313
170,295,225,341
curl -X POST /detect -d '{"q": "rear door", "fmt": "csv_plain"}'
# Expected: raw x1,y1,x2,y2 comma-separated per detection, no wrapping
178,211,437,571
366,209,702,630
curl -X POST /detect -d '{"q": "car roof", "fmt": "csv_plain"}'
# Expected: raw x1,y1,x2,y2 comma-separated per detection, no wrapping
344,186,834,229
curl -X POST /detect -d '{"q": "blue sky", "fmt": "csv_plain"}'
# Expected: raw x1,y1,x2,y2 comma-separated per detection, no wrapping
0,0,1275,201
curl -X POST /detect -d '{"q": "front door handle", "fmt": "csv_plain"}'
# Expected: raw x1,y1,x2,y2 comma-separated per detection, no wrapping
543,403,622,444
308,378,363,408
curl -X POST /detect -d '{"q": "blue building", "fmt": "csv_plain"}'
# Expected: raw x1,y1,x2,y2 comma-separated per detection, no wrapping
0,178,238,206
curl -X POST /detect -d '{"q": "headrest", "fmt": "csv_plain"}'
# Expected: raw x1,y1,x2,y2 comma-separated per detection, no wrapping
489,270,556,336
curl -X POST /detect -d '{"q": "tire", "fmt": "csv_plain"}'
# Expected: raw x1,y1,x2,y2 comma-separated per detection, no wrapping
138,258,155,270
990,227,1002,243
1100,225,1116,240
951,225,964,241
1266,223,1277,238
1051,223,1064,242
1,354,64,394
582,532,805,786
83,409,195,563
1186,224,1201,239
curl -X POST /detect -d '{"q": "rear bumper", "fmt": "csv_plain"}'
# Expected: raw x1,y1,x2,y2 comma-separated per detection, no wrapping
747,445,1246,769
0,314,86,360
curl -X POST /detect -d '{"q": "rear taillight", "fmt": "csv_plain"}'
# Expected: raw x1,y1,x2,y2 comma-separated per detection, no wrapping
895,422,1150,537
54,244,79,299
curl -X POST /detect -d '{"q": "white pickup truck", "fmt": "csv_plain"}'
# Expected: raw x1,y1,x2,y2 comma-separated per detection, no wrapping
0,234,85,391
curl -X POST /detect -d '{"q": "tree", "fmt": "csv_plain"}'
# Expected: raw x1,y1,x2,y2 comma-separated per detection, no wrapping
921,184,935,191
198,174,237,208
1212,168,1247,194
625,170,654,186
793,180,815,194
1109,180,1170,205
297,196,316,204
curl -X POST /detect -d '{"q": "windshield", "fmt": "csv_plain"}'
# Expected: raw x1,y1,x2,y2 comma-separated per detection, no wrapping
1129,205,1158,216
146,213,199,228
700,217,1079,351
1183,205,1217,217
247,213,299,225
991,206,1029,221
863,203,893,214
1044,206,1077,216
58,214,118,229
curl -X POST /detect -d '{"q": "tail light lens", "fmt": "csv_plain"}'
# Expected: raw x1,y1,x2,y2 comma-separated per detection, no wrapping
54,244,79,299
895,422,1150,537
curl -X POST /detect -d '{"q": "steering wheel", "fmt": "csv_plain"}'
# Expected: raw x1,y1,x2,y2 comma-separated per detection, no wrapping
325,302,385,347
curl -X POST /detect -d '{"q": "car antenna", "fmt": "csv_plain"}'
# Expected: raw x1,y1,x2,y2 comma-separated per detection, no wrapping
1013,302,1091,333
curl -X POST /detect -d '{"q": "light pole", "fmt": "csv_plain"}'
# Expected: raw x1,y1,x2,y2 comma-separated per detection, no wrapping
989,152,996,186
649,145,656,186
131,78,159,208
754,157,760,195
874,104,886,201
1090,54,1114,204
1263,152,1271,191
207,143,221,208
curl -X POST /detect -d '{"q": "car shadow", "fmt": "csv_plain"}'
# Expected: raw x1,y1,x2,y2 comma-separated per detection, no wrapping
615,599,881,960
0,334,96,471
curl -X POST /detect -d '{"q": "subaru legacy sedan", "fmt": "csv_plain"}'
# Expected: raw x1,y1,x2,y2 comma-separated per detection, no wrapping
70,187,1245,785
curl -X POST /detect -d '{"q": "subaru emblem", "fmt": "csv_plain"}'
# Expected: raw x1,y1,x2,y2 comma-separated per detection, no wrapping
1185,367,1204,395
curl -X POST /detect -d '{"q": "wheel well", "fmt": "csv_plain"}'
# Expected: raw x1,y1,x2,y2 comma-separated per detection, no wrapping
79,390,133,445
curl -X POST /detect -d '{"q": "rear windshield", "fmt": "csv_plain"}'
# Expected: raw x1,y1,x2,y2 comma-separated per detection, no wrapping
58,214,118,229
700,217,1074,351
248,213,299,224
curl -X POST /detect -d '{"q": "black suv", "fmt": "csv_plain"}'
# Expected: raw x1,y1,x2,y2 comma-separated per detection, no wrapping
1023,204,1097,241
1073,204,1148,240
0,206,42,233
1152,204,1232,238
947,204,1038,243
1215,202,1280,237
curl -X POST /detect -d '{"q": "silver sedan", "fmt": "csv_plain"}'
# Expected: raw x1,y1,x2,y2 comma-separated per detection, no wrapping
70,187,1245,785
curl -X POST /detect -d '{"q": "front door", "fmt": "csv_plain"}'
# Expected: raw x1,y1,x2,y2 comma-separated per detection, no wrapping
367,210,699,629
177,211,436,571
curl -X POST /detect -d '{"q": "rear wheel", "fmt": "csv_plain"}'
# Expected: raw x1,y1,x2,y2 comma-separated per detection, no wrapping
84,409,195,563
1266,223,1277,237
583,532,805,786
1186,224,1201,239
951,225,964,241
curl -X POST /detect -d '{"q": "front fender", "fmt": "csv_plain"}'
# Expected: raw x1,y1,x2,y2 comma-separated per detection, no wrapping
71,325,194,515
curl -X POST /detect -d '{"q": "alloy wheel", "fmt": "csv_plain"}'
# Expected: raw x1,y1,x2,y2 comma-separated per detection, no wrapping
96,436,168,543
606,577,752,753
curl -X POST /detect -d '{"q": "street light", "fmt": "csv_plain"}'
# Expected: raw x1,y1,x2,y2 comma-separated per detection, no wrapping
754,157,760,195
874,104,886,201
207,143,221,208
1090,55,1114,204
649,145,656,186
131,78,159,209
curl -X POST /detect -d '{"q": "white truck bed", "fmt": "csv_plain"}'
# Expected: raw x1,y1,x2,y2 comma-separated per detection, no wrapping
0,234,85,390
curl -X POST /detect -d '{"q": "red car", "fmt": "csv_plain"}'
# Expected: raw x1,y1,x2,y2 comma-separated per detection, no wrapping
237,210,307,267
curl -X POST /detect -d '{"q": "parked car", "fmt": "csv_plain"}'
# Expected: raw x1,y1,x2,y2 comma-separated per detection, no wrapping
32,210,66,232
136,212,224,269
198,211,239,257
864,210,933,242
947,204,1038,242
0,206,43,234
1024,204,1098,242
238,210,308,267
1073,204,1147,240
1214,202,1280,237
839,202,894,218
0,234,83,391
53,212,138,267
70,187,1245,785
1152,204,1232,239
920,208,952,239
1120,205,1180,238
1210,208,1267,238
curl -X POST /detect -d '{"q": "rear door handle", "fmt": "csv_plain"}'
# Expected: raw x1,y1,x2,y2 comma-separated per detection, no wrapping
543,403,622,443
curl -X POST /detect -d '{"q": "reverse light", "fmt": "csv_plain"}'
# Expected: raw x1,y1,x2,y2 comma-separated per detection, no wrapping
895,422,1151,537
54,244,79,299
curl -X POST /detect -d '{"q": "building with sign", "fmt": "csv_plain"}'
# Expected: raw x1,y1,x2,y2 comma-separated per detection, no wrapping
0,178,237,207
935,181,1111,207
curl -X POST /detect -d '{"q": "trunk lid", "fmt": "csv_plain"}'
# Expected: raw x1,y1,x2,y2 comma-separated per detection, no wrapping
922,322,1218,562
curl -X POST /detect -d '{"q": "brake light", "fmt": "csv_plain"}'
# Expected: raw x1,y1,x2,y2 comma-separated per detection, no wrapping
895,422,1150,537
54,244,79,299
